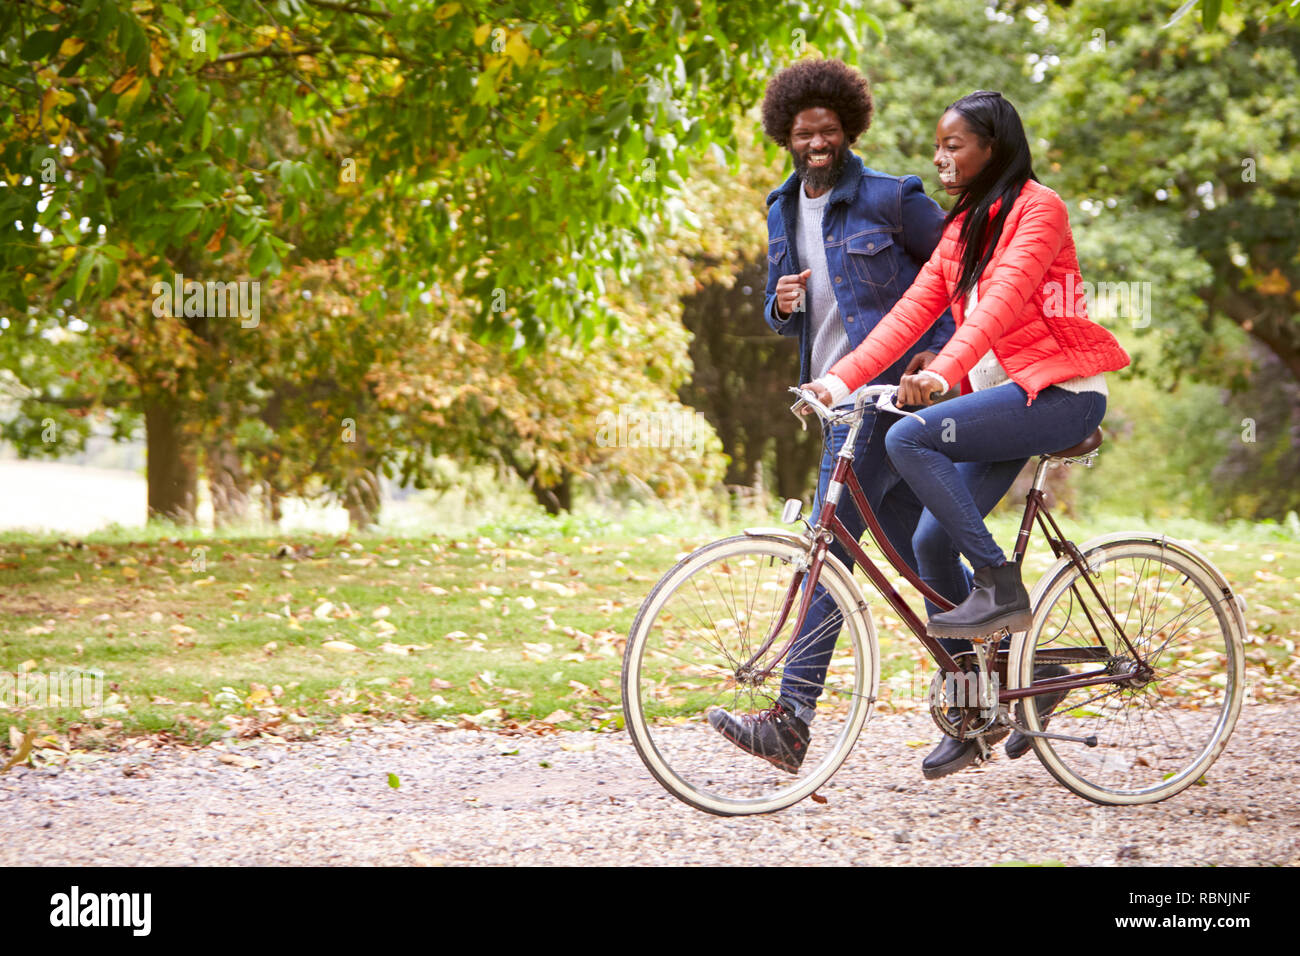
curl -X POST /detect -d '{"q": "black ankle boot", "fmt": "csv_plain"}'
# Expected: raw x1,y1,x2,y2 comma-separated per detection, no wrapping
921,709,1009,780
922,734,980,779
926,561,1031,639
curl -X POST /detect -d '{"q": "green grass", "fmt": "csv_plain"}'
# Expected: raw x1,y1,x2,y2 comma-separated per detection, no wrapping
1,506,1296,762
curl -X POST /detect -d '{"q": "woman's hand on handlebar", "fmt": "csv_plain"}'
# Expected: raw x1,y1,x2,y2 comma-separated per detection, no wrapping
797,381,832,412
897,371,943,407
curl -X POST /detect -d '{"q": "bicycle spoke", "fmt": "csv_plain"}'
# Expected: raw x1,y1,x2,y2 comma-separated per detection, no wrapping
623,536,876,814
1019,541,1242,804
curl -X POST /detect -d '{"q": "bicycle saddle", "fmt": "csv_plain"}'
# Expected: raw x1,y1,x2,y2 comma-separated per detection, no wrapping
1045,427,1102,460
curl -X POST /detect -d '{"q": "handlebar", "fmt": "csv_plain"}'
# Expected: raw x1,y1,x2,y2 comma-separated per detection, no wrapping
788,384,941,428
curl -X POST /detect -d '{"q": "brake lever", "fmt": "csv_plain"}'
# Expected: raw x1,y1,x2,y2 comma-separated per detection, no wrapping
875,390,928,423
788,386,825,431
873,390,946,421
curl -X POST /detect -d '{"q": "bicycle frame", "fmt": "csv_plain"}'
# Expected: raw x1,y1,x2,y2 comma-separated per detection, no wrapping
743,407,1155,708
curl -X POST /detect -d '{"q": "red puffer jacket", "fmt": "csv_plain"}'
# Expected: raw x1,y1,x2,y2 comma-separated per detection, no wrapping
827,179,1130,403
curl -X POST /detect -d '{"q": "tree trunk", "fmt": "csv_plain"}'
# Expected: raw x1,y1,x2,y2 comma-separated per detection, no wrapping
144,395,198,524
529,468,573,515
343,469,382,530
206,435,252,528
265,482,284,524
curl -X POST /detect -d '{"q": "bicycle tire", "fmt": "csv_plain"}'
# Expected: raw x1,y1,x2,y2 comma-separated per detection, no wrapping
1010,538,1245,805
621,534,878,816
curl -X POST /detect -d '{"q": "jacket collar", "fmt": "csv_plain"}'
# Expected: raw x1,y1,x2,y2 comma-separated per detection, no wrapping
766,150,865,208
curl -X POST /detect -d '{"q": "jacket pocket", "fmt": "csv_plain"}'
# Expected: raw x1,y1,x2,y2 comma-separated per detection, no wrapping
845,233,898,287
768,236,788,267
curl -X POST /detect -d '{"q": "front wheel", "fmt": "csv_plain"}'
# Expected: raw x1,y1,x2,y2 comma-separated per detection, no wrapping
621,535,879,815
1010,539,1245,805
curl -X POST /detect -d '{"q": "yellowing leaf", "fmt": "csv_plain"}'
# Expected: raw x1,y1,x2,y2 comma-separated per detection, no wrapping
217,752,261,769
1,730,36,774
59,37,86,56
110,68,139,95
473,23,493,45
505,31,530,67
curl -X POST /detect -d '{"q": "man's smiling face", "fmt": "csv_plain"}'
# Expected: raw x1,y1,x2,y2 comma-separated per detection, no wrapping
789,106,848,197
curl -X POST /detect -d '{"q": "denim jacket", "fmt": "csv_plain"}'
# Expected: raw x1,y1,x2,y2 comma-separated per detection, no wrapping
764,152,956,388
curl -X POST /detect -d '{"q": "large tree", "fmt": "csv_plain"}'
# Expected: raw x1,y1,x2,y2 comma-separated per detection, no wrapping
1035,0,1299,385
0,0,861,522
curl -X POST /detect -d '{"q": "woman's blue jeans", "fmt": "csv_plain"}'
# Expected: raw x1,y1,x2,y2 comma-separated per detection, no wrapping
776,384,1105,722
886,383,1107,656
778,410,926,722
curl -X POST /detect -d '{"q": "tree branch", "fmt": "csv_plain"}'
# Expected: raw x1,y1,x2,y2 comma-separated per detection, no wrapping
209,44,412,65
301,0,393,18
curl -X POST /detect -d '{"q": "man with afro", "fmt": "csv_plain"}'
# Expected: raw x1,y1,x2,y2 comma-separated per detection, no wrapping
708,58,955,771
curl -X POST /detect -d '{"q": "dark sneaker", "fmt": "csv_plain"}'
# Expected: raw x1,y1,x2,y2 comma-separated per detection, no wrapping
1006,664,1071,759
707,702,810,774
927,562,1032,639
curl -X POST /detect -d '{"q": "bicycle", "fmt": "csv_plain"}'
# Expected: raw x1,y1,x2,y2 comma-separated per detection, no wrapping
620,384,1246,815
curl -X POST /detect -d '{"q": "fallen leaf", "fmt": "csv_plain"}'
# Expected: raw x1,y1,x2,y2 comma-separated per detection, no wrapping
2,729,36,773
216,752,261,769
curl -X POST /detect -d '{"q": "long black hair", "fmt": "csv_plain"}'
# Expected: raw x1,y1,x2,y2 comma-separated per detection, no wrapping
942,91,1038,302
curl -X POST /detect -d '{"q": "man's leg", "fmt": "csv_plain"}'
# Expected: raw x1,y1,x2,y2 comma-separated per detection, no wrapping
778,412,921,721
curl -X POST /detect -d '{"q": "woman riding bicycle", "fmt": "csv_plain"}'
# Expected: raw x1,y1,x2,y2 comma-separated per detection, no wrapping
805,90,1130,779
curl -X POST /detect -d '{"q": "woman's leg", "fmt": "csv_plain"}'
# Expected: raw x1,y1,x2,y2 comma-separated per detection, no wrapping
885,385,1105,571
912,458,1028,658
887,385,1105,779
912,460,1025,612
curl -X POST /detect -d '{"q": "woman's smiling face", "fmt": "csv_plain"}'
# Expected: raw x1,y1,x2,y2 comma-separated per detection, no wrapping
933,109,994,194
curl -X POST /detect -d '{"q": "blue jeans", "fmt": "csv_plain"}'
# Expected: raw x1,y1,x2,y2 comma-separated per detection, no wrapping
884,383,1107,654
779,411,926,721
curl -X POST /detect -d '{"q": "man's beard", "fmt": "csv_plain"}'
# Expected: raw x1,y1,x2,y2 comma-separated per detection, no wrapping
793,142,849,193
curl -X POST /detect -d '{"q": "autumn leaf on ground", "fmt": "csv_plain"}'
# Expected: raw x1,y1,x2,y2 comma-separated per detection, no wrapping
216,752,261,769
1,729,37,774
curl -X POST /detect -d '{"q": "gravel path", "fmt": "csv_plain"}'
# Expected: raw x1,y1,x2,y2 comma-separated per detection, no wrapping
3,702,1297,866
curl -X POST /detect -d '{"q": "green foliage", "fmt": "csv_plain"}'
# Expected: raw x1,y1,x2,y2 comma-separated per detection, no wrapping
1036,0,1300,385
0,0,865,341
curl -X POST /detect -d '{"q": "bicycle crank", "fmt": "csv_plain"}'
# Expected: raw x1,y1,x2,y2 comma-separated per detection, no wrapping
1004,718,1098,748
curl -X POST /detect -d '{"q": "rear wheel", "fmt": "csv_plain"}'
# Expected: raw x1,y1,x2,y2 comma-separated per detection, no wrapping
621,535,878,816
1012,540,1245,805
